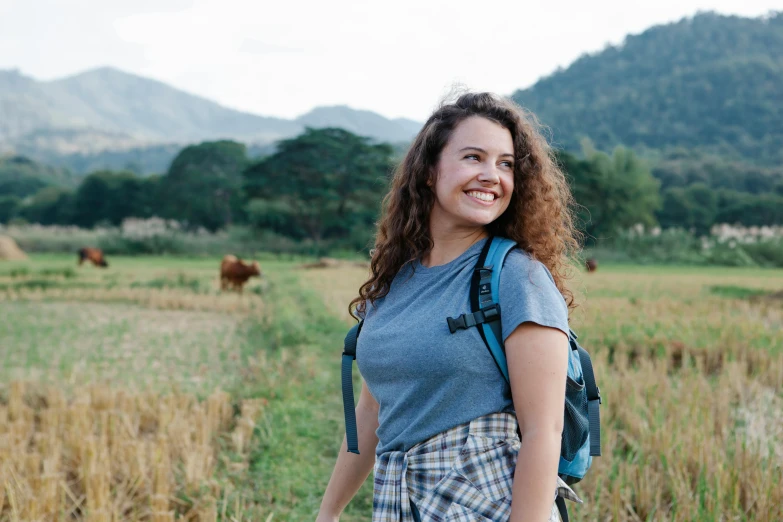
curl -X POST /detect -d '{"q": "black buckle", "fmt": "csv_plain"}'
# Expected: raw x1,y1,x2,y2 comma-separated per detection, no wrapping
447,304,501,334
447,315,470,333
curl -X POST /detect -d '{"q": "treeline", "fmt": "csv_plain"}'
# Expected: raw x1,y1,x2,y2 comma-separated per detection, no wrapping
2,127,783,251
0,129,394,251
561,146,783,241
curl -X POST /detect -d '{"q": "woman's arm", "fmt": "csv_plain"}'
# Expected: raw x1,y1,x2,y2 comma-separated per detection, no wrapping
505,322,569,522
316,379,380,521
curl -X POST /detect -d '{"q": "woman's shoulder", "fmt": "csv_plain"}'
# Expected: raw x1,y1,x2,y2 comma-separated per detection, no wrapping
498,247,568,339
501,247,557,287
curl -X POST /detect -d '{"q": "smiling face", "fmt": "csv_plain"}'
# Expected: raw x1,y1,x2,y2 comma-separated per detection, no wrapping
429,116,515,236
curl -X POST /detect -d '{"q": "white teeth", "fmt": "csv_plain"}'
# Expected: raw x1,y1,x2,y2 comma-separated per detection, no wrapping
466,191,495,202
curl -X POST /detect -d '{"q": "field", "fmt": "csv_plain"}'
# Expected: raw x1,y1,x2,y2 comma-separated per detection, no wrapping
1,255,782,521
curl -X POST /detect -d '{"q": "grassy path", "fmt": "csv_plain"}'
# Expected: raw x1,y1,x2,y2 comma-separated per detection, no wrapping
236,268,373,521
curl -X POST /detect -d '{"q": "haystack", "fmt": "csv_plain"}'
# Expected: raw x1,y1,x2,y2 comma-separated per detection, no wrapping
0,235,27,260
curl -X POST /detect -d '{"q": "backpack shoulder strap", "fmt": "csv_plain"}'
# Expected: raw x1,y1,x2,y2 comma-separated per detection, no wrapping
477,237,517,382
446,237,517,382
342,321,362,454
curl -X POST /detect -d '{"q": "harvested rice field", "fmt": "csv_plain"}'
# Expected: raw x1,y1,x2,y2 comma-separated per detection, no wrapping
2,255,781,520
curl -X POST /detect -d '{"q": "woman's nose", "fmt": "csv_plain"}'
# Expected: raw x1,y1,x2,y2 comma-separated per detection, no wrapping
477,165,500,184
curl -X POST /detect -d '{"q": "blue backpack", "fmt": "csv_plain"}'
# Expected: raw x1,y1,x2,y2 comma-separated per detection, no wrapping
341,237,602,515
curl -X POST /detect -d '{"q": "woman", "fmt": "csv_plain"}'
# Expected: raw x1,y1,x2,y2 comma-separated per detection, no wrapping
317,92,582,521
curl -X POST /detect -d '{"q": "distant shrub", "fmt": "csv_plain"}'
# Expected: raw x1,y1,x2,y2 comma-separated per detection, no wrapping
0,220,372,259
130,272,204,293
740,240,783,267
592,224,783,267
9,267,30,278
0,223,109,253
709,285,771,299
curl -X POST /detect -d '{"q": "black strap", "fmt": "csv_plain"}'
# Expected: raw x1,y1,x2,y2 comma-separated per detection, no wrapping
446,304,500,333
555,496,569,522
577,345,601,457
343,321,361,357
342,322,362,454
470,239,494,311
467,238,508,378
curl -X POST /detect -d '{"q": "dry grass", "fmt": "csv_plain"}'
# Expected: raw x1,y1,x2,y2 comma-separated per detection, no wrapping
303,263,783,521
299,265,369,325
0,381,265,522
572,351,782,521
0,256,280,521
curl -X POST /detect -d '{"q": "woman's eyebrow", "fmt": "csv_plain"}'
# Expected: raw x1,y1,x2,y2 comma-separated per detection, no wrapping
459,146,514,159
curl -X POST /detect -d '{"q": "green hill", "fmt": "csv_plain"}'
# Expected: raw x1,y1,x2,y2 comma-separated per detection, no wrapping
0,154,76,198
512,12,783,166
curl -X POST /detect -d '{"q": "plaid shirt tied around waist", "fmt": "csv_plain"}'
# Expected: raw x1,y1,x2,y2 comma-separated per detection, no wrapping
372,412,581,522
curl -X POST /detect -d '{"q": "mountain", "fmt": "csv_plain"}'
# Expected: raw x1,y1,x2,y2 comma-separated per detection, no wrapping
511,12,783,166
46,67,299,143
0,69,79,143
0,67,422,172
295,106,422,144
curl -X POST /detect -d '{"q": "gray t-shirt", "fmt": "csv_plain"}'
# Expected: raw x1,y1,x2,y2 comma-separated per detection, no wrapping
357,238,569,455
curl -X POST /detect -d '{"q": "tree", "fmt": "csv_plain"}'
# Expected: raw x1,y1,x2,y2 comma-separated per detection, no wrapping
657,183,717,234
657,188,693,230
683,183,718,235
562,145,661,242
159,141,248,231
17,187,74,225
716,190,783,226
0,155,74,198
244,127,393,247
0,195,20,223
68,170,159,227
71,172,116,227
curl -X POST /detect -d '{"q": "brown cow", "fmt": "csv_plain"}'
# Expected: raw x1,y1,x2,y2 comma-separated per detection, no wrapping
78,247,108,268
220,255,261,293
585,258,598,273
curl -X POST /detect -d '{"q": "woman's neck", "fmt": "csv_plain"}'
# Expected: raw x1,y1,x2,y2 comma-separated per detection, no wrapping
421,228,487,268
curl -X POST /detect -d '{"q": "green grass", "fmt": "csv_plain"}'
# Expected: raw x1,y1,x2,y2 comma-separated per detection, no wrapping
129,272,206,292
0,301,242,392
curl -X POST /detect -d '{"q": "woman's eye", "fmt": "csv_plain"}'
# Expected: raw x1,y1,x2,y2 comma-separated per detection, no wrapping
501,161,514,168
465,154,479,161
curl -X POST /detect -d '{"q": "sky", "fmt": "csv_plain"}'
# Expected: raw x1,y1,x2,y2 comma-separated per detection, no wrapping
0,0,779,121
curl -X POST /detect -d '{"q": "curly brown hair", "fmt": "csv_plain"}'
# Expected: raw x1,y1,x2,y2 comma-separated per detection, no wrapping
350,92,581,319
